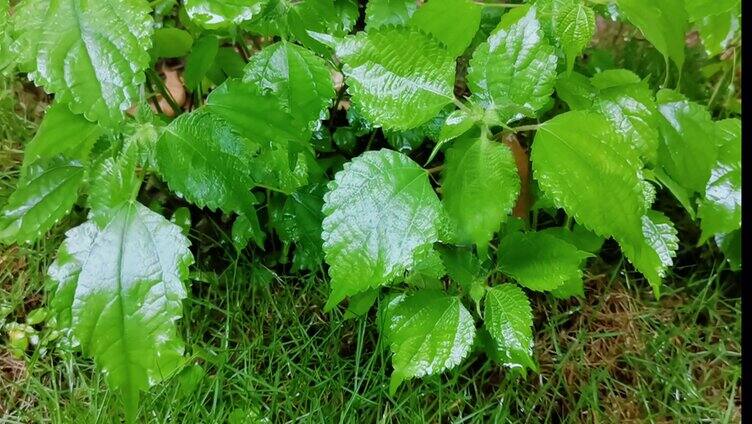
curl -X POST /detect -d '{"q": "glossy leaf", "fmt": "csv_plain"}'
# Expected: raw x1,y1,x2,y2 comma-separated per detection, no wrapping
531,110,646,246
498,231,591,292
0,158,85,244
321,149,444,309
484,284,535,370
88,150,140,227
12,0,153,125
243,41,334,130
184,0,266,29
156,109,258,219
335,27,456,130
409,0,482,57
365,0,418,29
384,290,475,394
441,135,520,255
555,0,595,72
697,119,741,242
47,202,193,422
655,89,718,194
467,6,558,124
278,183,326,271
183,35,219,92
618,211,678,297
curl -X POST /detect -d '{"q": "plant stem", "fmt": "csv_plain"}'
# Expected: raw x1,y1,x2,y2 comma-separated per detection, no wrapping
427,164,444,174
148,69,182,116
509,123,541,133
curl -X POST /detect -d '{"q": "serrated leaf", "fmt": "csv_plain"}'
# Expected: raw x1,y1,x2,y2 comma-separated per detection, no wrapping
0,157,85,244
47,202,193,422
498,231,590,291
697,119,741,242
21,103,102,174
409,0,482,57
88,150,140,227
11,0,153,125
365,0,418,29
596,80,660,165
243,41,334,131
437,244,486,305
278,183,326,271
156,109,258,219
200,79,314,194
405,244,447,288
655,89,718,194
384,290,475,394
335,27,456,130
183,0,266,29
531,110,646,246
616,0,688,70
467,5,558,124
618,211,678,297
484,284,535,370
441,134,520,255
555,0,595,72
321,149,444,309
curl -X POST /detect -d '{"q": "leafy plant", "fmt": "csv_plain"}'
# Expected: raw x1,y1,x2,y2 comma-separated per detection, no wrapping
0,0,741,420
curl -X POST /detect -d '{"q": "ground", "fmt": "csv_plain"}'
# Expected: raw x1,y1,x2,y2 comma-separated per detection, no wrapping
0,77,741,423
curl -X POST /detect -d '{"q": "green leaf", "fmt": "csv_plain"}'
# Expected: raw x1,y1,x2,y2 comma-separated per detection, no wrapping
441,134,520,255
409,0,482,57
335,27,456,130
694,9,740,57
555,0,595,72
0,157,85,244
184,35,219,92
715,230,741,271
467,5,558,124
697,119,741,242
321,149,444,309
47,202,193,422
203,79,314,194
11,0,153,125
484,284,535,370
618,211,678,297
277,183,326,271
498,231,591,292
650,168,696,219
243,41,334,131
554,71,597,110
655,89,718,194
183,0,266,29
684,0,739,22
365,0,418,29
88,150,140,227
152,28,193,59
595,79,660,165
437,245,486,305
343,289,379,320
531,110,646,246
21,102,102,174
616,0,688,70
156,109,258,219
232,211,265,250
384,290,475,394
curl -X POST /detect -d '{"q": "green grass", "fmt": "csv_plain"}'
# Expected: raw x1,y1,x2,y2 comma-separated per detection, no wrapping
0,77,742,423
